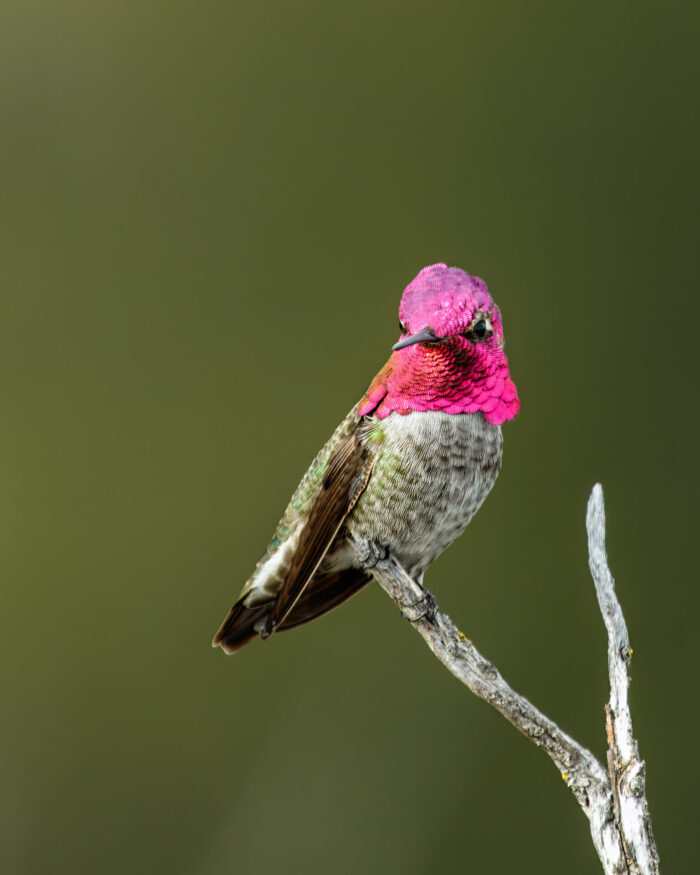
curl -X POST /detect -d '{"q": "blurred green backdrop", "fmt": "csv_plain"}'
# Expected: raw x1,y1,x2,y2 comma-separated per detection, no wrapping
2,1,698,873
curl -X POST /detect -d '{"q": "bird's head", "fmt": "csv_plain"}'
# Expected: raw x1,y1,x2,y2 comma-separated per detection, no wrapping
394,262,505,353
360,264,519,424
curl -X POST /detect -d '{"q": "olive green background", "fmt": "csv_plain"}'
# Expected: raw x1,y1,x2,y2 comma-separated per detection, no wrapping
2,2,698,873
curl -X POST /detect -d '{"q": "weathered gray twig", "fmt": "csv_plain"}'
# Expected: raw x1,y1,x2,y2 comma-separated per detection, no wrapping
355,484,659,875
586,485,660,873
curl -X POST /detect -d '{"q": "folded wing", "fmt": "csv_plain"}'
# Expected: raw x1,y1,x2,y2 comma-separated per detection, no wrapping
212,418,374,653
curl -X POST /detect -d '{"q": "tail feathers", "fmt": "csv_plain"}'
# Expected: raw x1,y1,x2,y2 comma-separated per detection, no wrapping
212,567,372,654
212,601,271,654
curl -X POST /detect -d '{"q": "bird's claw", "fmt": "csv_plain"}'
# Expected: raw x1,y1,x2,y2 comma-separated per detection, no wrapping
356,538,389,569
355,538,437,623
401,587,438,624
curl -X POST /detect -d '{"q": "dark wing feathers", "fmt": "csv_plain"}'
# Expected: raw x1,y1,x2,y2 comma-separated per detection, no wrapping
212,422,374,653
263,430,372,636
277,566,372,631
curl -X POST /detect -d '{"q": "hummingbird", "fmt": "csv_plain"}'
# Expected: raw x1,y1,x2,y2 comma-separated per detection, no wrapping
213,263,519,653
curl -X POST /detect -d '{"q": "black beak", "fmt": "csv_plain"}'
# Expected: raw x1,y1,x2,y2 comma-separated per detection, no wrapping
392,328,441,351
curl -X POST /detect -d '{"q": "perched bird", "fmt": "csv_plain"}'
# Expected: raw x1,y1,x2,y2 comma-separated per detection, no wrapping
213,263,519,653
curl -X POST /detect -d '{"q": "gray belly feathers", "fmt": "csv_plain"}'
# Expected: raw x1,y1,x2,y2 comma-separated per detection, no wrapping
347,411,503,576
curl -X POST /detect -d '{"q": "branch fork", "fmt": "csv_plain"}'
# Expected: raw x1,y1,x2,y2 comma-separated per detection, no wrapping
355,484,659,875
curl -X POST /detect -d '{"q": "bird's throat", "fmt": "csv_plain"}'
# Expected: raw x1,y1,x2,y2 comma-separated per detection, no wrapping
359,343,519,425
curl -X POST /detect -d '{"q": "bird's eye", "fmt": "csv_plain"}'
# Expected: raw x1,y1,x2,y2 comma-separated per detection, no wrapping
398,320,407,334
463,318,491,343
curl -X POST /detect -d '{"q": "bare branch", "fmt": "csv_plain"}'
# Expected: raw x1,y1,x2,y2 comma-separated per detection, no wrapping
587,485,660,874
354,484,659,874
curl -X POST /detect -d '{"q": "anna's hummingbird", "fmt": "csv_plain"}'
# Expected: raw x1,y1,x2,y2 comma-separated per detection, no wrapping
213,263,519,653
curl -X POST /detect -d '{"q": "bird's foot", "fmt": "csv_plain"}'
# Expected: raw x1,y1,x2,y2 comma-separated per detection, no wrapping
401,587,438,624
355,538,389,569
